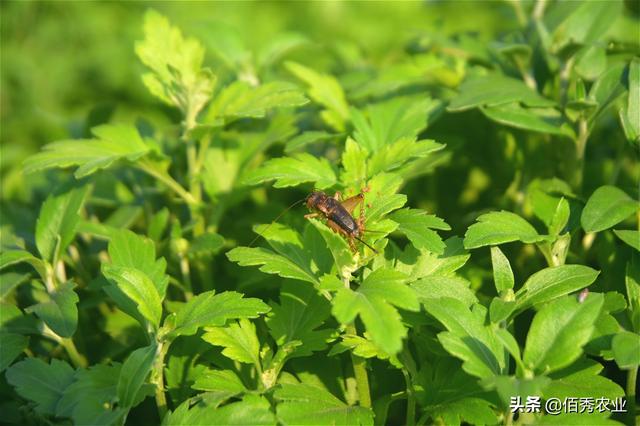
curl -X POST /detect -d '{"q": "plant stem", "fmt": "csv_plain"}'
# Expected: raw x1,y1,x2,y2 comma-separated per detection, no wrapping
137,161,197,206
505,409,514,426
627,367,637,426
532,0,547,21
343,274,371,408
346,323,372,408
509,0,527,27
186,140,205,235
400,346,418,426
61,337,88,368
179,255,194,301
153,341,170,421
402,368,416,426
572,118,589,191
194,134,211,178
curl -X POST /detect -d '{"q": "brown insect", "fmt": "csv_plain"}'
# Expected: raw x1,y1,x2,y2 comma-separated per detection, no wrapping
250,189,377,253
304,190,377,253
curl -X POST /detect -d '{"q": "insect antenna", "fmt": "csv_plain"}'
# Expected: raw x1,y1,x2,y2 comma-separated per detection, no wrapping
354,236,378,254
248,198,307,247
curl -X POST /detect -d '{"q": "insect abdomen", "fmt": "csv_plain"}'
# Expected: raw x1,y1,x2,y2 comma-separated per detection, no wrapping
329,208,359,235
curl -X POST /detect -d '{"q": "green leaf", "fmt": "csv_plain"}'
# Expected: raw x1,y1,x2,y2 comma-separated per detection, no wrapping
395,237,470,279
430,398,497,426
464,211,546,249
267,282,332,358
171,290,270,338
581,185,639,233
117,343,157,408
187,232,225,259
0,273,30,300
389,208,449,254
193,369,247,394
286,61,350,131
448,74,556,112
102,265,162,329
308,218,357,274
24,124,150,178
163,337,210,404
202,319,261,367
626,58,640,140
574,45,607,81
526,179,575,227
340,137,368,185
227,247,319,286
590,63,627,115
550,0,622,52
286,131,338,154
257,32,309,70
515,265,599,313
548,197,571,236
275,383,374,425
351,97,433,152
0,303,39,335
206,80,307,122
329,334,399,366
164,394,276,426
0,250,47,280
135,10,215,120
490,246,514,293
417,358,496,426
614,230,640,251
332,268,419,354
489,299,516,324
369,138,445,175
243,153,336,189
6,358,75,415
483,375,551,408
365,193,407,224
0,332,28,372
148,207,169,242
411,275,478,308
612,331,640,369
35,184,89,263
108,229,169,298
546,358,625,401
57,363,125,425
523,294,604,374
536,413,619,425
423,298,504,379
480,103,574,137
26,282,79,338
626,259,640,333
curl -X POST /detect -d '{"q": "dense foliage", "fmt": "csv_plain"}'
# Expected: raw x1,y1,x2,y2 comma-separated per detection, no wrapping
1,2,639,425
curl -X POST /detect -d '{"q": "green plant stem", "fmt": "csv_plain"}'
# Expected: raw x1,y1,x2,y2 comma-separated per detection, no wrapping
153,341,170,421
179,255,194,301
509,0,527,27
505,409,514,426
137,162,197,206
343,274,371,408
347,324,372,408
532,0,547,20
401,368,416,426
627,367,637,426
572,118,589,191
400,347,418,426
186,140,205,235
61,337,88,368
194,134,211,177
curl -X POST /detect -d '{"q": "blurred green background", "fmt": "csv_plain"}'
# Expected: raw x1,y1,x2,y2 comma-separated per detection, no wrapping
1,1,516,172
